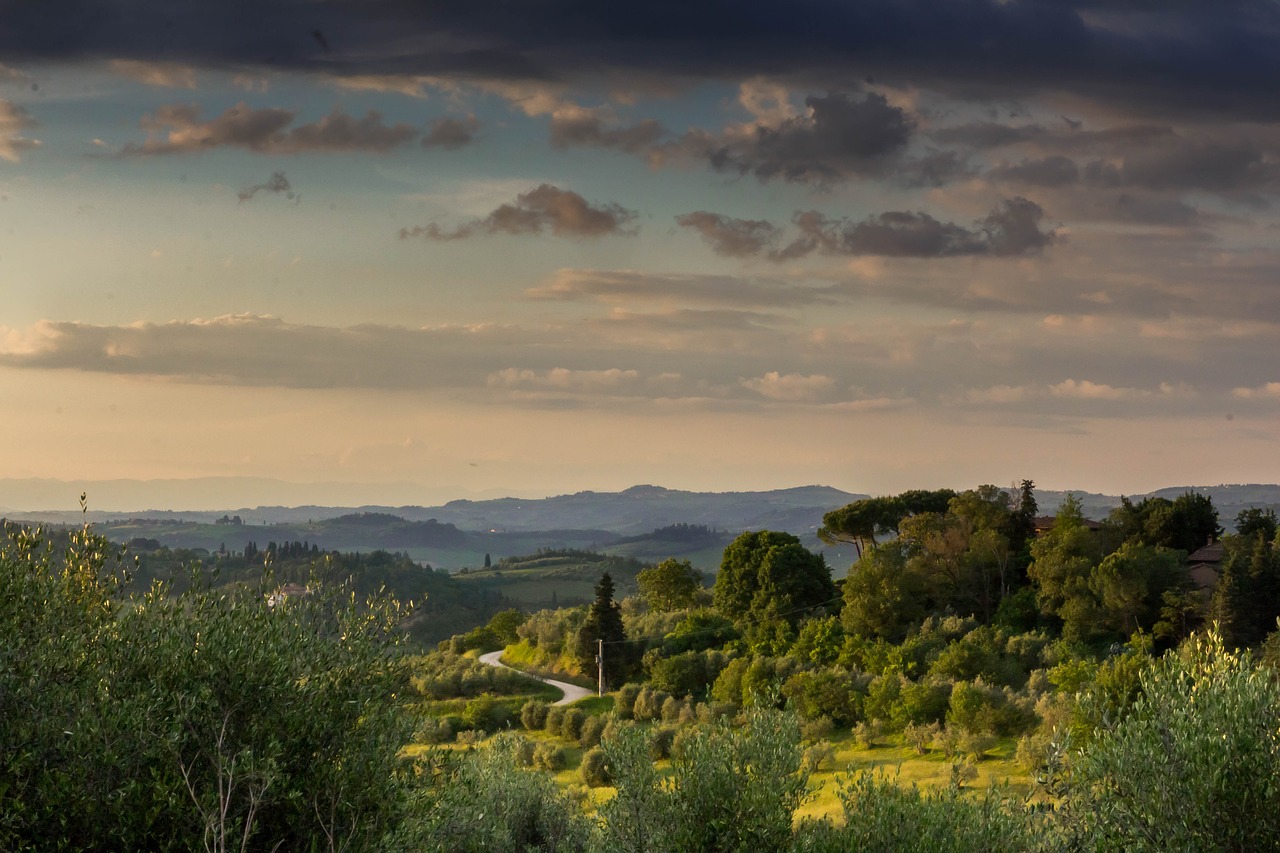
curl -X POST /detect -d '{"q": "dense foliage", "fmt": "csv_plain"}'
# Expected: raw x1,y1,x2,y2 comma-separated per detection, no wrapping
0,519,416,852
10,481,1280,851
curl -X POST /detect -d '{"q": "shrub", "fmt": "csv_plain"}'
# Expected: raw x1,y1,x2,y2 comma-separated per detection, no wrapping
462,693,515,732
579,747,611,788
649,726,677,760
397,735,590,851
959,728,996,761
903,721,940,755
936,723,963,759
558,707,587,742
948,758,978,789
695,701,735,724
578,713,609,749
800,715,835,743
455,729,485,746
853,720,882,749
797,770,1042,852
661,709,809,851
801,740,837,773
0,522,418,852
615,683,642,720
1069,630,1280,851
520,699,550,731
544,705,566,734
532,742,568,773
633,686,670,721
416,716,455,745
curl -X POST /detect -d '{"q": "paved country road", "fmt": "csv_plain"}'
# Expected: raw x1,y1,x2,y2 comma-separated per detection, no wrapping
478,650,596,706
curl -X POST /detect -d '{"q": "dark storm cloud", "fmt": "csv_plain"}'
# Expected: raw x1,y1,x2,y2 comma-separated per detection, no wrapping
400,184,638,240
122,103,417,154
9,2,1278,118
678,197,1055,260
421,115,478,149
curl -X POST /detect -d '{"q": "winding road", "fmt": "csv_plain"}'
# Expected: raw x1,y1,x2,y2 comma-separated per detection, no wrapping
478,650,596,706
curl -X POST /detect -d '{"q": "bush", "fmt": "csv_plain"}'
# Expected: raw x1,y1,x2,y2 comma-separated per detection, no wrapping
462,693,514,732
853,720,882,749
959,728,996,761
1069,630,1280,851
580,747,611,788
0,522,417,852
416,716,455,744
695,701,735,724
397,735,590,851
615,683,642,720
800,715,835,743
801,740,837,773
544,704,566,734
662,709,809,851
578,713,609,749
532,742,568,773
559,707,586,742
649,726,677,760
903,721,940,756
520,699,550,731
794,770,1042,852
633,686,670,721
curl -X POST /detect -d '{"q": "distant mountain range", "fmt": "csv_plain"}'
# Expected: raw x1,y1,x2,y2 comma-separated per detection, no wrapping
4,480,1278,572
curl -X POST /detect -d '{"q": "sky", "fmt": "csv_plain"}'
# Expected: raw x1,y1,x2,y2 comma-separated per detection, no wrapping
2,0,1280,509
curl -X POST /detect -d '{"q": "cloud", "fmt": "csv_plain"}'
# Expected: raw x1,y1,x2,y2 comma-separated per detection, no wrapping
674,212,782,257
548,105,666,153
236,170,294,202
1232,383,1280,400
742,371,834,402
679,91,914,185
0,63,30,83
964,379,1198,406
0,315,521,390
399,184,637,240
122,103,417,155
678,197,1055,260
108,59,197,89
422,115,479,149
0,100,39,162
526,268,831,308
11,2,1280,121
989,156,1080,188
487,367,642,392
329,74,433,98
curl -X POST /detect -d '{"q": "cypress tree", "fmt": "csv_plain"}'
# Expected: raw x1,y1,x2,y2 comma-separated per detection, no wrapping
576,573,628,688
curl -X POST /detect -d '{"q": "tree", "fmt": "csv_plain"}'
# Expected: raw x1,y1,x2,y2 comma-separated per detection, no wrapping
840,543,925,641
1071,631,1280,851
1236,507,1278,543
1026,495,1105,641
636,557,702,611
0,520,416,852
1107,492,1223,554
713,531,834,628
575,573,629,688
1089,542,1185,638
818,489,958,555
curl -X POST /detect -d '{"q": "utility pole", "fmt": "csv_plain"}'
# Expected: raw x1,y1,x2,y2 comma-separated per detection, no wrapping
597,638,604,697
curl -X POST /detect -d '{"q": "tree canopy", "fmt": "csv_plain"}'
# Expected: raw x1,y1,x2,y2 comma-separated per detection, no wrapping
713,530,834,628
